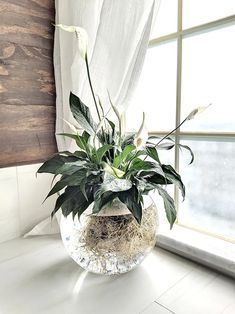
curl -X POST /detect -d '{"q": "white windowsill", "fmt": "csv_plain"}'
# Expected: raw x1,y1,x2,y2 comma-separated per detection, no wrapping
157,224,235,278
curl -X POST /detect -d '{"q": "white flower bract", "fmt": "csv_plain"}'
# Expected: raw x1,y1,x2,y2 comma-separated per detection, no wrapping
55,24,88,60
134,112,148,150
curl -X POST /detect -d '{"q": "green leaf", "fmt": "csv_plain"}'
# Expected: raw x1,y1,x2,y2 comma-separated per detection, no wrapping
121,133,135,149
118,187,142,224
61,186,94,219
106,118,115,136
80,177,88,201
113,144,135,168
73,151,88,159
93,191,118,214
129,158,151,171
37,154,78,174
51,192,69,218
82,131,90,143
148,173,171,185
162,164,185,200
55,160,87,176
156,185,176,229
129,159,165,178
135,178,156,195
96,144,112,163
178,144,194,164
46,168,88,198
156,143,175,150
58,133,87,151
69,92,97,135
146,146,160,163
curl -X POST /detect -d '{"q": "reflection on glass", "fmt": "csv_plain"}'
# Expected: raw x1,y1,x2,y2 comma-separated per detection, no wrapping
150,0,177,39
126,41,177,132
181,25,235,132
178,138,235,240
183,0,235,29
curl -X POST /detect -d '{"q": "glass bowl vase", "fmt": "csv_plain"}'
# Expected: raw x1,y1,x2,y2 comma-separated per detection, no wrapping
60,196,158,275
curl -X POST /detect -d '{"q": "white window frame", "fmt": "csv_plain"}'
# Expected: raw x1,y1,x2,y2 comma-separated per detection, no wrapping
146,0,235,277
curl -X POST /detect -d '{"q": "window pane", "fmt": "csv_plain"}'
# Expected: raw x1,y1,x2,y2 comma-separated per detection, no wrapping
181,25,235,132
150,0,177,39
183,0,235,29
178,138,235,241
126,41,177,132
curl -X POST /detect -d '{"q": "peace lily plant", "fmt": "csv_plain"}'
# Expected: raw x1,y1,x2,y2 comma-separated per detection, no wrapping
38,25,210,229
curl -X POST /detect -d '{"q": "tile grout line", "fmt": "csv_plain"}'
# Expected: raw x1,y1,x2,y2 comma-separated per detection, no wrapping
154,301,175,313
155,266,196,301
154,266,220,313
139,266,196,314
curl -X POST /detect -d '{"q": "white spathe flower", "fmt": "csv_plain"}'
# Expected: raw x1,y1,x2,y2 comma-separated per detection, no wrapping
186,103,212,121
55,24,88,60
134,112,148,149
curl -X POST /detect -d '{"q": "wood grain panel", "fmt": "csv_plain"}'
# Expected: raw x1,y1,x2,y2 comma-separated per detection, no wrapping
0,105,57,166
0,0,57,167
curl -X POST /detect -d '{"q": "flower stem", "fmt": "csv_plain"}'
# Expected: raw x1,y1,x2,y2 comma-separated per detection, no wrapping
85,54,102,123
143,117,188,161
155,117,187,146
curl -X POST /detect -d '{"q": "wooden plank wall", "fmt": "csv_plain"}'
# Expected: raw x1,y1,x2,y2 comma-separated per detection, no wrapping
0,0,57,167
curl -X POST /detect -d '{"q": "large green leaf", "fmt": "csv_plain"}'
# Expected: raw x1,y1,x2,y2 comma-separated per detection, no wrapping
128,158,151,171
82,131,90,143
46,168,88,198
148,173,171,185
73,151,88,159
51,183,96,219
56,160,87,176
96,144,112,163
70,92,97,135
51,192,70,218
118,187,142,224
106,118,116,138
145,146,160,163
37,154,79,174
113,144,135,168
135,178,156,195
58,133,87,151
156,185,176,229
162,164,185,200
129,158,165,178
93,191,118,214
61,186,94,219
121,133,135,149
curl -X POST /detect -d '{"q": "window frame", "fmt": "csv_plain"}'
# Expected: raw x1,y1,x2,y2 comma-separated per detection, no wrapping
147,0,235,243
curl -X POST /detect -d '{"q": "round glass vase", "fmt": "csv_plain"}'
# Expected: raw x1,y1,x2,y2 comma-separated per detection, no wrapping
60,195,159,275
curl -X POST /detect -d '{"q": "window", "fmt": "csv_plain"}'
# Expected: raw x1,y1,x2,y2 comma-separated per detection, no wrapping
126,1,235,245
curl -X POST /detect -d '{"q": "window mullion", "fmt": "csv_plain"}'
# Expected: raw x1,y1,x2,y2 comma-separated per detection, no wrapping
175,0,183,221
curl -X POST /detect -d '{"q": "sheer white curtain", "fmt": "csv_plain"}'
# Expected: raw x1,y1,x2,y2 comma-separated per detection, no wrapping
26,0,160,236
54,0,160,150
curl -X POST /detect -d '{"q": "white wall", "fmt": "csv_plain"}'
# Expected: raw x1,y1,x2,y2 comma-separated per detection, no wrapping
0,163,56,244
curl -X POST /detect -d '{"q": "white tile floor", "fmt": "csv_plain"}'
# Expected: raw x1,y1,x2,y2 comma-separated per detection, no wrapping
0,235,234,314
